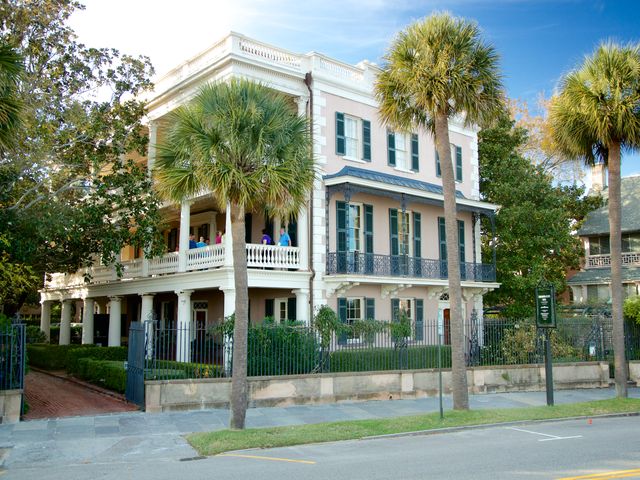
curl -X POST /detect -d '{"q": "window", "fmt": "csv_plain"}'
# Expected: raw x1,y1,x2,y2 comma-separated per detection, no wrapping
347,203,363,252
388,131,419,171
397,210,412,257
587,284,610,302
435,144,463,181
336,112,371,161
589,236,610,256
622,233,640,253
624,284,637,299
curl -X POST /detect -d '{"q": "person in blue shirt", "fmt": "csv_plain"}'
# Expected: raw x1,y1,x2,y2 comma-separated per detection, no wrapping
196,236,207,248
189,233,197,249
261,229,272,245
278,227,291,247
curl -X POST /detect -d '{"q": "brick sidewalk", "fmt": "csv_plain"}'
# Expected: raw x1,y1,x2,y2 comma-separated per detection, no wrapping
23,370,138,420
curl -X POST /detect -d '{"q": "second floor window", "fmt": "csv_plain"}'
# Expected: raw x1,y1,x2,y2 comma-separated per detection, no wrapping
589,236,610,255
388,131,419,171
590,233,640,255
336,112,371,162
436,144,463,182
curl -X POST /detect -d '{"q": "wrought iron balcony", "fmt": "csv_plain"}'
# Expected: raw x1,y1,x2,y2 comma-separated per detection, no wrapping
326,252,496,282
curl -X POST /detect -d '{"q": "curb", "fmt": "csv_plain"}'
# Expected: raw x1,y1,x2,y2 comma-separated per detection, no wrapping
362,411,640,441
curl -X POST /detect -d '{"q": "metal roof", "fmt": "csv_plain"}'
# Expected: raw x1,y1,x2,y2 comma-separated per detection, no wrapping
579,175,640,236
567,266,640,284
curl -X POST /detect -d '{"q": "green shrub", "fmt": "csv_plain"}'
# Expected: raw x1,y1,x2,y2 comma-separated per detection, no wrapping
67,347,128,376
146,360,224,380
329,345,451,373
624,295,640,324
75,359,126,393
27,344,85,370
25,326,47,344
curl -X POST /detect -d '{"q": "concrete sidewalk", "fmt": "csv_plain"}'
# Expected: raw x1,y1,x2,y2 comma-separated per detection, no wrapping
1,387,638,477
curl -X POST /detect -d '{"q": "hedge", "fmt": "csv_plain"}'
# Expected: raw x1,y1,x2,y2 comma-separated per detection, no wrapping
146,360,224,380
27,344,86,370
67,347,128,376
328,345,452,373
75,359,126,393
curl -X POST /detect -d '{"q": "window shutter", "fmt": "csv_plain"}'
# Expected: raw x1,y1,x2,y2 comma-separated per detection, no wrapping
338,298,347,345
438,217,447,261
287,297,297,321
458,220,465,263
364,204,373,254
415,299,424,341
413,212,421,258
387,130,396,166
362,120,371,161
435,149,441,177
391,298,400,322
265,299,274,319
365,298,375,320
455,145,463,181
336,112,345,156
389,209,399,255
337,201,347,252
411,133,419,171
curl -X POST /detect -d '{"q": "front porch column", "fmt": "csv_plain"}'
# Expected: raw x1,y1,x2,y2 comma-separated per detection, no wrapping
81,298,95,345
59,299,72,345
221,287,236,376
297,204,309,270
108,296,122,347
294,288,310,326
140,293,155,359
223,202,233,267
175,290,193,363
178,200,191,272
40,300,52,342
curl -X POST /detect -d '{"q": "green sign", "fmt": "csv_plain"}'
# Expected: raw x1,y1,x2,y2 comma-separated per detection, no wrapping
535,284,556,328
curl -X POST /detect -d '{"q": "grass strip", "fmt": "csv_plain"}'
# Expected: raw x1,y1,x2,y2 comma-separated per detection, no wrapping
187,398,640,456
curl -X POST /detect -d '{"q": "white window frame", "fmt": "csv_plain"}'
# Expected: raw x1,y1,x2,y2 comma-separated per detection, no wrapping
393,132,411,171
397,210,414,257
347,202,364,253
397,298,415,339
343,114,362,161
346,297,364,343
274,297,288,323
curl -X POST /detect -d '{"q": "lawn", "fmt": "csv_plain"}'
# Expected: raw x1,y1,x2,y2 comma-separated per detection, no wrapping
187,398,640,456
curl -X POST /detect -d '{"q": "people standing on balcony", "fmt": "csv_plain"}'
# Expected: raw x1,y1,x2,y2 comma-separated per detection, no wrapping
215,231,222,244
189,233,197,249
196,236,207,248
261,229,272,245
278,227,291,247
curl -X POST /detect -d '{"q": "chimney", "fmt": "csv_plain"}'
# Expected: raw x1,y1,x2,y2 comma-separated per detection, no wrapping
591,162,608,192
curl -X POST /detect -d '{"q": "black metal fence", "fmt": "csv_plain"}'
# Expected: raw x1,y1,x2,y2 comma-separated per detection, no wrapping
0,323,26,391
143,316,640,381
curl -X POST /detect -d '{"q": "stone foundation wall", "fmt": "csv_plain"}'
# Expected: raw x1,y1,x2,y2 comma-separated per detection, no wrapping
145,362,610,413
630,361,640,384
0,390,22,424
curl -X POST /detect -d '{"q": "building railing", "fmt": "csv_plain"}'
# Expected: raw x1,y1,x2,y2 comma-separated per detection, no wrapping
587,252,640,268
326,252,496,282
44,243,302,289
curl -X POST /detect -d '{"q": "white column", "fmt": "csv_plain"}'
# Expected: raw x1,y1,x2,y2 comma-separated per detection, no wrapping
178,200,191,272
296,95,308,116
175,290,193,363
140,293,155,359
147,120,157,176
40,300,52,342
108,296,122,347
81,298,95,345
294,289,310,326
59,299,72,345
297,204,309,270
221,287,236,376
223,202,233,267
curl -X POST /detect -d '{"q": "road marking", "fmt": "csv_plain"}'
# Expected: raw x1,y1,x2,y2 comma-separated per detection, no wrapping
218,453,316,465
506,426,583,442
558,468,640,479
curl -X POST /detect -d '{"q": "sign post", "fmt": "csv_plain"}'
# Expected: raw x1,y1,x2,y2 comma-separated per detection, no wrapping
535,282,557,406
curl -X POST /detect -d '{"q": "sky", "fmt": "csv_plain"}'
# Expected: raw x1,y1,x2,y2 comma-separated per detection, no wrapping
68,0,640,178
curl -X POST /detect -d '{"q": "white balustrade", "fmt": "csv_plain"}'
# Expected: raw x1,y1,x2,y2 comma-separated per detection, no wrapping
587,252,640,268
238,38,301,68
246,244,300,269
186,244,225,271
318,57,365,83
122,259,143,279
90,265,115,283
148,252,179,275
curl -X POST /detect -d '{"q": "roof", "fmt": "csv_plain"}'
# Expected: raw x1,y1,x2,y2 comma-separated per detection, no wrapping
323,166,466,199
579,175,640,236
567,266,640,285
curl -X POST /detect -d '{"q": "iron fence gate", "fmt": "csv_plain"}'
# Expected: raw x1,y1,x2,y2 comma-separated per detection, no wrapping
125,321,145,407
0,323,26,391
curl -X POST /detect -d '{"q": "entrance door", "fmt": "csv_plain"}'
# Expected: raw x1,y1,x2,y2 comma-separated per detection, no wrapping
192,303,208,362
443,308,451,345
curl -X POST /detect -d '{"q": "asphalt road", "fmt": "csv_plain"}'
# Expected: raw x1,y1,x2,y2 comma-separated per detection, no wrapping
5,415,640,480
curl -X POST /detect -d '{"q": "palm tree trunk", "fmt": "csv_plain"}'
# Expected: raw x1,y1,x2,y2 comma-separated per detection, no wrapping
435,110,469,410
608,142,628,398
229,202,250,429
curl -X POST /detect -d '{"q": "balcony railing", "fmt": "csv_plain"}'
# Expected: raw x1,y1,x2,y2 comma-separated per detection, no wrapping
326,252,496,282
587,252,640,268
44,243,301,289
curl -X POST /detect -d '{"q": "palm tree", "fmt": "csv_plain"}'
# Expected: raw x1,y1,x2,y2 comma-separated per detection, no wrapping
549,42,640,398
0,43,23,153
376,13,503,410
155,79,314,428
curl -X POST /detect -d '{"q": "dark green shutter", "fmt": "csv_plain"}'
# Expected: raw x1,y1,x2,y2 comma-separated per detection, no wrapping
456,145,463,181
458,220,465,263
411,133,419,171
364,204,373,254
438,217,447,261
435,149,441,177
389,209,399,255
337,201,347,252
287,297,297,321
391,298,400,322
365,298,375,320
338,298,347,345
336,112,345,155
362,120,371,161
387,131,396,166
265,299,274,319
413,212,421,258
415,299,424,341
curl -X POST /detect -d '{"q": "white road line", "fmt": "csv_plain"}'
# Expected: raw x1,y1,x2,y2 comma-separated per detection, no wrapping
506,426,583,442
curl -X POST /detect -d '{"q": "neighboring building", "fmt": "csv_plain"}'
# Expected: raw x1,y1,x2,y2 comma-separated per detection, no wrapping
39,33,498,349
568,164,640,304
